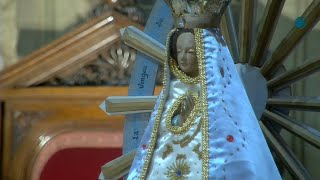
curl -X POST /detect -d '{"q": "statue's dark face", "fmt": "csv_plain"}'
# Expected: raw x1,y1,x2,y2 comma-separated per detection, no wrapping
176,32,199,77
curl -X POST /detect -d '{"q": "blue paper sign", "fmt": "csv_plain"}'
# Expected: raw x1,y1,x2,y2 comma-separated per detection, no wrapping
123,0,173,154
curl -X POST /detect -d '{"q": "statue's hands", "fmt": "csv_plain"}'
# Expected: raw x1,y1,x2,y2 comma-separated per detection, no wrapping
180,94,195,124
171,93,196,127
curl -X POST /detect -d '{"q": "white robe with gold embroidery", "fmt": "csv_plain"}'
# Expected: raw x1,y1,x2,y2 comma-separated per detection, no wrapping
128,28,281,180
147,79,202,179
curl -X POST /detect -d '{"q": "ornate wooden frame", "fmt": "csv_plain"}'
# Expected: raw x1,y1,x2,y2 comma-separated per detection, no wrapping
0,11,143,180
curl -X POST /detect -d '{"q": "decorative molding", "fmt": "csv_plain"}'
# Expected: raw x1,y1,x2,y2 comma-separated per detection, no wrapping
90,1,155,25
12,111,48,154
38,43,136,86
38,42,164,86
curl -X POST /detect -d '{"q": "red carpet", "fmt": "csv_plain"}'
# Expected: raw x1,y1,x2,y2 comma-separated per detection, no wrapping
40,148,122,180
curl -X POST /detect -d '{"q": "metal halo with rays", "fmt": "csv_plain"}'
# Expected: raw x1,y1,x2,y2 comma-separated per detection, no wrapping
101,0,320,179
220,0,320,179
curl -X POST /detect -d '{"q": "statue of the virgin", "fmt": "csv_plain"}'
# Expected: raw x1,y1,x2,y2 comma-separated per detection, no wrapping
128,0,281,179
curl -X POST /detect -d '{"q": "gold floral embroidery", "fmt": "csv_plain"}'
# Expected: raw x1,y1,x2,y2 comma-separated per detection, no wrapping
165,92,200,135
176,154,187,160
173,134,190,146
193,143,203,160
172,117,202,147
195,28,209,179
169,58,200,84
162,144,174,159
165,158,191,180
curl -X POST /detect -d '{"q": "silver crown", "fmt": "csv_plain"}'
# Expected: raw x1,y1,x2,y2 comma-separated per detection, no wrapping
165,0,231,28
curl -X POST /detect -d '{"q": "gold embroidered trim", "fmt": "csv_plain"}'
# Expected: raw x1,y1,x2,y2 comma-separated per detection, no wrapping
169,58,200,84
172,117,202,147
195,28,209,179
140,29,176,179
162,144,174,160
165,159,191,180
193,143,203,160
165,92,199,135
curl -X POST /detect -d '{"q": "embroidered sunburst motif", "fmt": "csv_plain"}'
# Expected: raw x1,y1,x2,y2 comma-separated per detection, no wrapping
165,159,191,180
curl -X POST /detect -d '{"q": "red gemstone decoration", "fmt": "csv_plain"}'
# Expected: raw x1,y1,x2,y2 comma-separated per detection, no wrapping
227,135,234,142
142,144,147,150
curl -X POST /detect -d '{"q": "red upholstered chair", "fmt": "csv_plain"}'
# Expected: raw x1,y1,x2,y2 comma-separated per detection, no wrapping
35,131,123,180
40,147,122,180
9,119,124,180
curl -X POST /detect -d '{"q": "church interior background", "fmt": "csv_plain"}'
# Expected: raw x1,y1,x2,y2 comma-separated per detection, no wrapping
0,0,320,179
